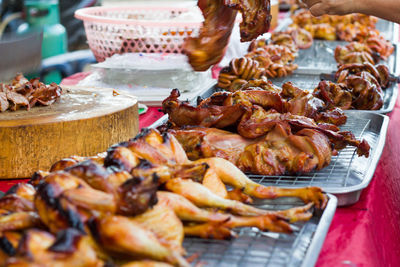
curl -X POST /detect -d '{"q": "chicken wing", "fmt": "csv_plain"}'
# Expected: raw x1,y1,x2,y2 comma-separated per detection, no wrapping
89,216,189,267
132,203,185,254
5,228,103,267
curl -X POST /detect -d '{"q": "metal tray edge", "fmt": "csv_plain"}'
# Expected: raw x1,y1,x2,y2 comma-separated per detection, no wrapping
392,23,399,44
383,83,399,114
301,193,338,267
322,112,389,194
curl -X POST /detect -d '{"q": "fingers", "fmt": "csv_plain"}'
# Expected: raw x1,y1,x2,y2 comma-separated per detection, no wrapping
302,0,322,7
303,0,356,16
309,3,328,17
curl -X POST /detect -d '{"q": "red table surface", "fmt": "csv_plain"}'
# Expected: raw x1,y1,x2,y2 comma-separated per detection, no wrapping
3,58,400,267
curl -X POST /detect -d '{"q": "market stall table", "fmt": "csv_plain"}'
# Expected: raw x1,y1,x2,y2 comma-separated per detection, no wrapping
0,78,399,267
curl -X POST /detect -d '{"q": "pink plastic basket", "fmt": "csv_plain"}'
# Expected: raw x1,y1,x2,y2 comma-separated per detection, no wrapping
75,6,203,62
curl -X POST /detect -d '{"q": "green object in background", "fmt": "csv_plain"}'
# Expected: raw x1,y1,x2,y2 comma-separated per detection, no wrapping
18,0,67,84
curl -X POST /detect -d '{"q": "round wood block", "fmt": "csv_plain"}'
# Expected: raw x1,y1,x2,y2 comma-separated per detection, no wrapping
0,86,138,178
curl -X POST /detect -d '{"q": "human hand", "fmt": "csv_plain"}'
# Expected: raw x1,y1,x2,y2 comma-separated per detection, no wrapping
301,0,359,17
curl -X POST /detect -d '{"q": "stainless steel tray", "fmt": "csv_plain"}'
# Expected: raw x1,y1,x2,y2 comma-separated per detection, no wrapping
376,18,399,43
293,41,398,75
246,111,388,206
152,96,388,206
278,17,399,75
271,72,399,114
183,194,337,267
0,185,336,267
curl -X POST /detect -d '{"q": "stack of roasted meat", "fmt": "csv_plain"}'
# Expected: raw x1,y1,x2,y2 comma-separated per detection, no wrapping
290,9,379,41
0,127,328,266
217,28,314,91
0,74,62,112
161,81,370,176
290,8,394,65
184,0,273,71
335,38,394,65
316,63,390,110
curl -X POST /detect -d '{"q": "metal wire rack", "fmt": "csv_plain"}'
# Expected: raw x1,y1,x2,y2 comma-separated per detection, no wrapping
246,115,380,189
182,197,335,267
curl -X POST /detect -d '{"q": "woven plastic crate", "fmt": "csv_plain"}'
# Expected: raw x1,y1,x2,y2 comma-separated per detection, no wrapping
75,6,202,62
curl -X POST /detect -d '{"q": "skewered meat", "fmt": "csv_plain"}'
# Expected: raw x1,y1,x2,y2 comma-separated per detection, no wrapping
0,74,62,112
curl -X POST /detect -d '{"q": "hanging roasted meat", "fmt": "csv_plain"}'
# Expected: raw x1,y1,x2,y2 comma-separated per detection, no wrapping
184,0,272,71
224,0,272,42
183,0,237,71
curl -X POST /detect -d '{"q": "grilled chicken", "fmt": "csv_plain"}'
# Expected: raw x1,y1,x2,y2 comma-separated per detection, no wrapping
4,229,103,267
0,127,328,266
89,216,189,267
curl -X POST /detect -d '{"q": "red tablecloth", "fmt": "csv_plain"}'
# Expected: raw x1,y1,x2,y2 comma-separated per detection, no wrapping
316,96,400,267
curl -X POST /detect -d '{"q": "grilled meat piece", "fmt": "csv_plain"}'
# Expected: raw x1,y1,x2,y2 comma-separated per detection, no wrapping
0,74,62,112
224,0,271,42
184,0,272,71
183,0,237,71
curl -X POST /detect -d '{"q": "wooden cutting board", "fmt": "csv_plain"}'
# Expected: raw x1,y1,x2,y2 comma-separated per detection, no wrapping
0,86,139,179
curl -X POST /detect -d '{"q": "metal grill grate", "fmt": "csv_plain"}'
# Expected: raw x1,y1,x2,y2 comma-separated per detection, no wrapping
246,116,380,189
182,199,325,267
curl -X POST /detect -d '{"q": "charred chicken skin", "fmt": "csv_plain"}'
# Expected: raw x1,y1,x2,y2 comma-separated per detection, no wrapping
162,87,370,176
0,127,329,266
